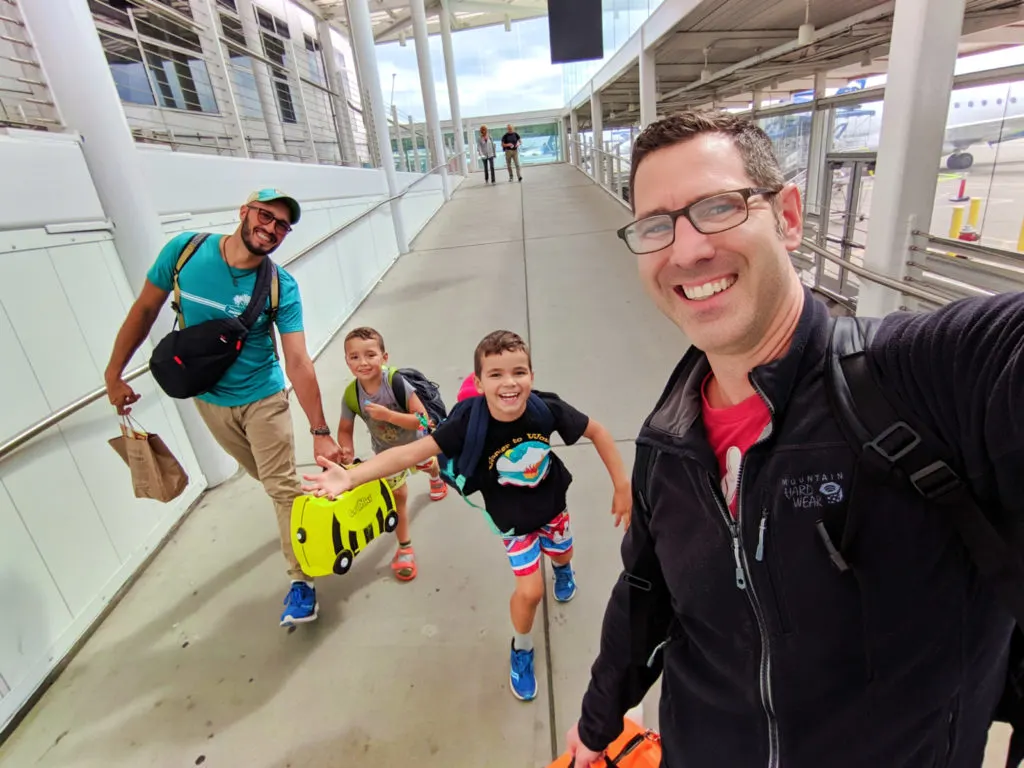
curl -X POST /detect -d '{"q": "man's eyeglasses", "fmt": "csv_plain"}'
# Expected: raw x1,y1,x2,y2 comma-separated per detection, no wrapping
616,187,780,255
247,205,293,236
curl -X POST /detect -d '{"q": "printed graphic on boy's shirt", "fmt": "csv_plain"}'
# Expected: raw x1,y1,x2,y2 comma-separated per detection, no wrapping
372,419,404,445
488,434,552,488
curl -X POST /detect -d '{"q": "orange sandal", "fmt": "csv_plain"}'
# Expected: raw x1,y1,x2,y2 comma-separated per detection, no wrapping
429,476,448,501
391,545,417,581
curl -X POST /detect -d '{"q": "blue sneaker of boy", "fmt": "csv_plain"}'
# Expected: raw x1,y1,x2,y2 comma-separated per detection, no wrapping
552,563,577,602
280,581,318,626
509,641,537,701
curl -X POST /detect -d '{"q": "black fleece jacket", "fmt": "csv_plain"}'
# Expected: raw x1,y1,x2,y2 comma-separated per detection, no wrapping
578,289,1024,768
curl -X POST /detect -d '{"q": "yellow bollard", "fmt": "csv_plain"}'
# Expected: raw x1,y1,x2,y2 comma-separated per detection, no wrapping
968,197,983,230
949,205,965,239
1018,218,1024,253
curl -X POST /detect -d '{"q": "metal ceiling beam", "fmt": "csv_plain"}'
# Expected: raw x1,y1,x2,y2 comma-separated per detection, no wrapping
373,13,415,41
670,30,799,49
659,3,898,102
451,0,546,12
371,0,543,41
960,26,1024,44
656,63,732,79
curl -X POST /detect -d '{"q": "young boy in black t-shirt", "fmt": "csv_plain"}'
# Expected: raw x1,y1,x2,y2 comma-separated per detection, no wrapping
302,330,632,702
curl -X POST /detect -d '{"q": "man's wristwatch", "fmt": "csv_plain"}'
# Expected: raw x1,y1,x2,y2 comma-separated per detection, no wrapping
310,425,331,436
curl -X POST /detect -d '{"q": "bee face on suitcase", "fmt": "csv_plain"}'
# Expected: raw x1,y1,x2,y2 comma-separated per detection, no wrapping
291,478,398,577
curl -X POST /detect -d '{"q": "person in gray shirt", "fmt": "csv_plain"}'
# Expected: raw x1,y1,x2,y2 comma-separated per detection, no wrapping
339,327,447,582
477,125,497,184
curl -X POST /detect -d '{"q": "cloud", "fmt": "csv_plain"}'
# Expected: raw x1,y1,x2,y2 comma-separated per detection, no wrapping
375,18,564,122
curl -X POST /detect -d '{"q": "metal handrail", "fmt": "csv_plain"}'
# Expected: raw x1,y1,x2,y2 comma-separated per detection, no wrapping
588,146,631,163
279,160,449,268
797,238,950,306
0,161,455,462
913,230,1024,266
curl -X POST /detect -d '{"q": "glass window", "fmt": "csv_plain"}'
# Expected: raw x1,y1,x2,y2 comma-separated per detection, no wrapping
149,0,193,18
142,40,218,113
224,42,265,119
100,30,155,106
132,6,202,51
219,11,247,48
829,100,884,153
758,110,813,195
931,80,1024,250
260,31,297,123
256,8,289,39
89,0,131,30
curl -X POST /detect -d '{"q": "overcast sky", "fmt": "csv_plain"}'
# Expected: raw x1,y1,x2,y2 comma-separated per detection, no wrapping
375,18,565,123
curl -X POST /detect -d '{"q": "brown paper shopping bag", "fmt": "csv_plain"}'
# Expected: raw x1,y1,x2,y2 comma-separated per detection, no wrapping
108,417,189,502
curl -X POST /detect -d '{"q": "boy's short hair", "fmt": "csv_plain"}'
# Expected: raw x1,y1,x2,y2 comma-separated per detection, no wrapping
474,330,531,376
344,326,385,353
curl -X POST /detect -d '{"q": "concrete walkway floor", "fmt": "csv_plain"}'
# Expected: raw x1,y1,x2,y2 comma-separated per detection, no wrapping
0,163,1013,767
0,164,680,768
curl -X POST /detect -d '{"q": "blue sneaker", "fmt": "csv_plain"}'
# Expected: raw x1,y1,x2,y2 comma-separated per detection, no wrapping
552,563,577,602
280,581,318,626
509,642,537,701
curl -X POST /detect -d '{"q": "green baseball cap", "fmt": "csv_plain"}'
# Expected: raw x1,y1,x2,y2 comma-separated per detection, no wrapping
246,188,301,224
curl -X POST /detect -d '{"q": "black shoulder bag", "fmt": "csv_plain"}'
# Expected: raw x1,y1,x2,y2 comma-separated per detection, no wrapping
150,234,279,399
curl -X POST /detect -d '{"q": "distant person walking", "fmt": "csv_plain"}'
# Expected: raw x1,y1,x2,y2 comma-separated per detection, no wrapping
502,123,523,182
477,125,496,185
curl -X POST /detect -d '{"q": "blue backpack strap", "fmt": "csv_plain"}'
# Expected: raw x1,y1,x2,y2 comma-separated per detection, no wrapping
456,396,490,479
436,397,513,537
524,392,554,431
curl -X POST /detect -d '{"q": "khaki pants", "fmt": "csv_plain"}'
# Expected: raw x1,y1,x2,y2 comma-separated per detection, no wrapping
505,149,521,178
194,391,307,582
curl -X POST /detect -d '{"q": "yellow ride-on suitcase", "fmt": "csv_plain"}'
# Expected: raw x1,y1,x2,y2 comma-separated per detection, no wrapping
290,475,398,577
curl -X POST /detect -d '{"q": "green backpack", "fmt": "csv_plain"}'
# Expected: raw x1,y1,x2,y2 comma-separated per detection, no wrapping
343,366,447,428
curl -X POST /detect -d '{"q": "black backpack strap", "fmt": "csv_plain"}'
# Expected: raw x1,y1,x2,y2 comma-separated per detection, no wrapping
268,263,279,359
828,316,1024,625
828,315,1024,768
389,367,410,413
237,258,274,329
170,233,211,328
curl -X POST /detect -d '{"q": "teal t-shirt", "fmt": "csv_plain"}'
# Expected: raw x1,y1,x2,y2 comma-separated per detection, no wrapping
147,232,303,407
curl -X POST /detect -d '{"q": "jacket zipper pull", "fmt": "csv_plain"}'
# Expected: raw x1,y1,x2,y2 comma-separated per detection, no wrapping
755,507,769,562
731,528,747,590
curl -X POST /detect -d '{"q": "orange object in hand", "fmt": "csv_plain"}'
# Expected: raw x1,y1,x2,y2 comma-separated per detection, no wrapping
548,718,661,768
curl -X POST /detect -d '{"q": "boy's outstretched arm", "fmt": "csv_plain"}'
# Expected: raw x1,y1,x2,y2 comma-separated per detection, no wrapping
583,419,632,529
303,436,441,499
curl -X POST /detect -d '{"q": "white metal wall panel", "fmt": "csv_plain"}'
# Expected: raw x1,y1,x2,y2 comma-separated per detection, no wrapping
0,132,105,230
0,303,51,442
48,238,137,379
0,484,72,698
1,435,121,617
0,248,103,410
375,206,401,261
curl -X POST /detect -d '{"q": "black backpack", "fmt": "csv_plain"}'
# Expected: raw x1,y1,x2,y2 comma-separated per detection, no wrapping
343,366,447,429
394,367,448,428
149,233,280,399
827,315,1024,768
624,315,1024,766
